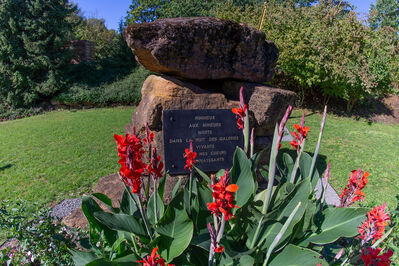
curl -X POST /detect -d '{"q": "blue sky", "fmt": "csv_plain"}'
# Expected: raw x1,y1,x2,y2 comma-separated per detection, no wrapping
73,0,376,31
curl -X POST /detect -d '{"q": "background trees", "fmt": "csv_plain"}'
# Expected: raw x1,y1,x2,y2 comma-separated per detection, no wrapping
125,0,398,110
369,0,399,30
0,0,77,107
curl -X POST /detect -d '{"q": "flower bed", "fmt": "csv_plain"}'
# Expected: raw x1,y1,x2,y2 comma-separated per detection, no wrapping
72,88,396,265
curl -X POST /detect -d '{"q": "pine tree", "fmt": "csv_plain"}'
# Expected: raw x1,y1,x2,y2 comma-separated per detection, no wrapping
0,0,77,107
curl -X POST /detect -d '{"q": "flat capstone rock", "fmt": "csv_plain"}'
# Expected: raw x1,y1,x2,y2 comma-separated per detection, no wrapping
124,17,278,82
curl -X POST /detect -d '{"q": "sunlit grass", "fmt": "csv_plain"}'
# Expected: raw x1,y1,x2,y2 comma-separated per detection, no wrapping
0,107,134,205
285,109,399,209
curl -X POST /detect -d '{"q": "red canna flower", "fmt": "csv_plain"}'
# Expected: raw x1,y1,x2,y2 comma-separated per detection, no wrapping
358,203,390,245
232,105,247,130
232,86,247,130
289,113,309,151
339,168,369,207
144,122,154,146
136,247,174,266
184,140,197,171
114,133,145,194
207,169,239,221
207,222,224,254
214,246,224,253
361,247,393,266
146,147,164,179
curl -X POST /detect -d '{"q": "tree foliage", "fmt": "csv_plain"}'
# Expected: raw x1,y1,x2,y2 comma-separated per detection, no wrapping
126,0,266,24
0,0,77,107
215,0,399,110
369,0,399,30
74,18,120,60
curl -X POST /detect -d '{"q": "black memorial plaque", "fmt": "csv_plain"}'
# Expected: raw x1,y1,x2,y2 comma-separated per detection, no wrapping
163,109,244,175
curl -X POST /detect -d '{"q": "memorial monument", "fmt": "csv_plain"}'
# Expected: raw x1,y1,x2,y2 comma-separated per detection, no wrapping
123,17,296,202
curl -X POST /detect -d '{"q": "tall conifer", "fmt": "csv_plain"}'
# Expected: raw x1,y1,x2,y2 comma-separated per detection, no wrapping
0,0,76,107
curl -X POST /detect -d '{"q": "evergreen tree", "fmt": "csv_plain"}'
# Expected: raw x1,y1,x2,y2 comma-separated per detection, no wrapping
369,0,399,30
0,0,77,107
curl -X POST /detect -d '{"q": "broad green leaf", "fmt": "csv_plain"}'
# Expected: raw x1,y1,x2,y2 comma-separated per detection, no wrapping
158,174,166,200
85,254,139,266
147,190,164,224
171,178,182,199
155,192,193,262
191,231,211,251
93,212,148,239
269,244,328,266
70,249,98,266
92,193,119,213
215,169,225,178
301,207,368,246
253,178,311,250
250,149,265,173
120,189,138,215
279,152,294,181
81,195,118,245
239,255,255,265
298,152,320,189
197,182,212,209
230,147,255,208
193,165,211,184
299,152,312,179
113,253,139,262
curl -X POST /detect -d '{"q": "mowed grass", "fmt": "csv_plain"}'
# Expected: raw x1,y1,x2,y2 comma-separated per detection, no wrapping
284,109,399,209
0,107,134,205
1,106,398,210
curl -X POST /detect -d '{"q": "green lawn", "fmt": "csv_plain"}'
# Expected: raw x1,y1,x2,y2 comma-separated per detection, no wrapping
0,107,134,205
285,109,399,209
1,106,398,210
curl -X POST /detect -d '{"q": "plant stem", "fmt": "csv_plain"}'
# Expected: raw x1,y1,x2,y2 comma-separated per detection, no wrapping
307,106,327,180
262,125,279,214
153,177,158,224
244,110,250,154
251,125,278,249
208,243,215,266
119,174,152,240
263,202,302,266
216,216,225,243
372,227,393,249
145,175,150,200
250,128,254,158
258,1,267,30
188,171,193,215
134,193,153,241
290,140,306,184
249,216,264,249
130,233,139,254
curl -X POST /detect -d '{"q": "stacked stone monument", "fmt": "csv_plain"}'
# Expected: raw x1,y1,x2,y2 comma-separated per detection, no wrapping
123,17,296,201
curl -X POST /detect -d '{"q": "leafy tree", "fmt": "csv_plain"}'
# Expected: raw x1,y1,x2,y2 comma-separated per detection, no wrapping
74,17,119,60
369,0,399,30
0,0,77,107
126,0,268,24
216,0,398,110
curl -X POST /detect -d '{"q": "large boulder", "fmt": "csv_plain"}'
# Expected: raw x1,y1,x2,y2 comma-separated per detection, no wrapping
124,17,278,82
221,80,296,136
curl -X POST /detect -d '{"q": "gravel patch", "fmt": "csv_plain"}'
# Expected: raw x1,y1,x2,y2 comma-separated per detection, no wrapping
50,198,81,219
315,178,340,206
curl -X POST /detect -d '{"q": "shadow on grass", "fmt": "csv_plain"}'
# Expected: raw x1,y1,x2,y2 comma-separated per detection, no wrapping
0,164,12,171
301,96,395,126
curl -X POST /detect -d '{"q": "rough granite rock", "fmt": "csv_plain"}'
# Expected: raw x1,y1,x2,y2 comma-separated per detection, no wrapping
124,17,278,82
221,80,296,136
